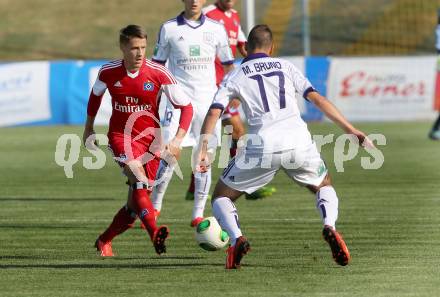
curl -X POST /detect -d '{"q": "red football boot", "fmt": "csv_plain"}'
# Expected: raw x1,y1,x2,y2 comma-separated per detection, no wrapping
190,217,204,228
322,226,351,266
225,236,251,269
152,225,169,255
94,238,114,257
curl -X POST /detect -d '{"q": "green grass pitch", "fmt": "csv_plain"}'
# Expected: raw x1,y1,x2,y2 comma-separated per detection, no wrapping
1,122,439,297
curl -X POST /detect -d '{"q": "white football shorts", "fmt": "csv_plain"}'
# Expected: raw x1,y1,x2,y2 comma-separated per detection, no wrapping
161,101,221,147
220,142,328,194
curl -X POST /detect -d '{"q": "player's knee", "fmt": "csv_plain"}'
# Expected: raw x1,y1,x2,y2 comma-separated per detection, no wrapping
124,160,148,184
124,204,138,227
212,180,242,202
307,174,332,194
222,118,232,127
232,125,245,139
230,117,245,138
317,174,332,190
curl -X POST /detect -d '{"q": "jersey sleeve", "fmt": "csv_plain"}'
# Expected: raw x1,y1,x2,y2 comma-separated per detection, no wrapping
288,62,316,99
152,24,170,64
216,25,234,65
210,72,238,111
237,24,247,45
87,69,108,117
154,62,177,85
162,84,191,107
162,84,193,131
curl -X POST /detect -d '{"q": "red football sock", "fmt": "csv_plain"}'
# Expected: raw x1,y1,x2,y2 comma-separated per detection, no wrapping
229,147,237,158
187,173,195,193
230,139,238,158
132,185,157,239
99,206,136,243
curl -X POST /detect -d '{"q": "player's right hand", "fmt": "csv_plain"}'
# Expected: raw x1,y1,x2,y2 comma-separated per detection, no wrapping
196,145,212,173
196,155,210,173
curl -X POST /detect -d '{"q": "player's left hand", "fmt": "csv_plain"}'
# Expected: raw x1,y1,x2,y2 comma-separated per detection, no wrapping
351,129,375,149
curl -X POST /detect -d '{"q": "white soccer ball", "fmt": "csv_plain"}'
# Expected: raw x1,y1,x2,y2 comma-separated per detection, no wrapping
195,217,230,251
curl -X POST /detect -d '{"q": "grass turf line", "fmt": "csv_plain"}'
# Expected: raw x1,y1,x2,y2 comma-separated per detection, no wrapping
0,122,439,297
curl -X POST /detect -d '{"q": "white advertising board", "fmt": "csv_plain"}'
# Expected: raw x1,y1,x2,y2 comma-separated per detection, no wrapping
0,62,51,126
327,57,437,121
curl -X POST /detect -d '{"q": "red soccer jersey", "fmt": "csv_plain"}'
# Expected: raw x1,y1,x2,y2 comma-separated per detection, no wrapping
203,4,246,84
204,4,246,56
87,59,178,142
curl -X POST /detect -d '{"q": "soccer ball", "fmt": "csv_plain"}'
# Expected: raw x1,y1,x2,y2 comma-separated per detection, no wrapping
195,217,229,251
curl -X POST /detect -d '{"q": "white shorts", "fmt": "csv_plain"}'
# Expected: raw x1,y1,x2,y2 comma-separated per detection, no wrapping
161,101,221,147
220,143,328,194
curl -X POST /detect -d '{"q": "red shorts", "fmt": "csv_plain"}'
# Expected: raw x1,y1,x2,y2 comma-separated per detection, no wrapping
222,98,241,120
435,70,440,111
107,132,160,183
222,105,240,120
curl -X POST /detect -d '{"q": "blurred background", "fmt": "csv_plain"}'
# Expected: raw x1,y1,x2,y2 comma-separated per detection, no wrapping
1,3,440,295
0,0,438,60
1,0,439,127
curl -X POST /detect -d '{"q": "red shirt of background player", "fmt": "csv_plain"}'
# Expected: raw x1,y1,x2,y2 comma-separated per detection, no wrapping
204,3,247,85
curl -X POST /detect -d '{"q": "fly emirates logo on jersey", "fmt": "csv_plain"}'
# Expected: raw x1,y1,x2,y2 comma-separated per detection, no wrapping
114,96,152,113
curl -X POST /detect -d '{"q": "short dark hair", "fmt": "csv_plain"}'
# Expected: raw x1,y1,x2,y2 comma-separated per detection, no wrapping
247,24,273,51
119,25,147,44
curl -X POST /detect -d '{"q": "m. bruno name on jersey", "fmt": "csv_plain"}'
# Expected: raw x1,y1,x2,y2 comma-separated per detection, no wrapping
242,61,282,75
254,61,282,72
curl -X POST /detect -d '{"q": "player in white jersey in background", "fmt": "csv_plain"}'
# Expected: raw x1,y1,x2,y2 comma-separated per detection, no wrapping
151,0,234,227
203,0,277,200
198,25,375,269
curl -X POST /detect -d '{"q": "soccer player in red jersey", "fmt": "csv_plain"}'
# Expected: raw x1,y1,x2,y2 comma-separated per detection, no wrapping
203,0,276,200
83,25,193,257
151,0,234,227
429,10,440,140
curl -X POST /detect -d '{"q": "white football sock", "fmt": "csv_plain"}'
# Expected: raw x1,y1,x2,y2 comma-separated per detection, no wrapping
151,160,174,212
192,168,212,219
316,185,339,229
212,196,242,246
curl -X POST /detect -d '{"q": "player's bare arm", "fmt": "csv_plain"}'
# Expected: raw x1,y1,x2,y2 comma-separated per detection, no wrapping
307,91,374,148
223,63,234,75
82,115,96,146
160,82,194,162
162,126,187,165
165,127,186,160
198,107,222,172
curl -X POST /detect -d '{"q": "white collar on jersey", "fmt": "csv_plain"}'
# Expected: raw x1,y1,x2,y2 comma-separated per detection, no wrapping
127,70,139,78
176,12,206,29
